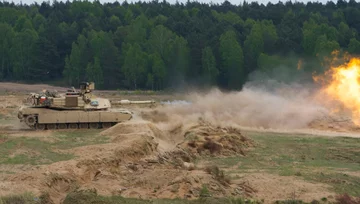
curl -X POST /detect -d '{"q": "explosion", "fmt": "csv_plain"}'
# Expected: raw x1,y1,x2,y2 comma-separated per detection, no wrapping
314,57,360,125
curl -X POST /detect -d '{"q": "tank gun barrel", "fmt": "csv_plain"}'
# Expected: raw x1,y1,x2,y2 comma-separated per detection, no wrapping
110,99,156,105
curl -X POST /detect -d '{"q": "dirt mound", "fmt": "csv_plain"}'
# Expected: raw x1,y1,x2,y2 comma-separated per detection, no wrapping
100,121,173,153
177,119,254,157
308,114,360,132
73,122,163,170
0,117,256,203
137,108,255,158
117,168,255,199
100,121,165,139
72,120,256,201
113,137,158,160
42,173,78,204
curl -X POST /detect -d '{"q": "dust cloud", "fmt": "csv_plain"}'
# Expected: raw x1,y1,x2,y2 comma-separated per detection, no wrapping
150,79,330,131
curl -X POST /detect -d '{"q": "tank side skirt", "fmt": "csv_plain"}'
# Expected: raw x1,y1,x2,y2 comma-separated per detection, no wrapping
35,111,131,127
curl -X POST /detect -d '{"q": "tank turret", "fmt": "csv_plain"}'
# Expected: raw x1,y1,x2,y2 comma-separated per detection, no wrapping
17,82,155,130
24,82,112,111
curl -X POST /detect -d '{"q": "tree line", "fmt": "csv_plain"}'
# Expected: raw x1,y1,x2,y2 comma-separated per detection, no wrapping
1,0,360,90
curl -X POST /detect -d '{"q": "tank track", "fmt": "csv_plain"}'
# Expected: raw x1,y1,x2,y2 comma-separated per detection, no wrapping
22,114,117,130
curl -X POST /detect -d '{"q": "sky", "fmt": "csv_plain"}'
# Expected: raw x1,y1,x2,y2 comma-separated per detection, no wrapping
6,0,334,7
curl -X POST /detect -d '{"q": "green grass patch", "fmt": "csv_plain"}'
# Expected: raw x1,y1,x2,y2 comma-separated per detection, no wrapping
63,190,262,204
0,130,109,165
52,129,107,149
205,131,360,196
303,172,360,196
0,192,39,204
0,190,263,204
0,136,73,165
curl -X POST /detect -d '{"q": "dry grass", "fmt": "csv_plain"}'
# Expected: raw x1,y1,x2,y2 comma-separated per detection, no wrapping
0,193,39,204
204,165,231,186
335,194,360,204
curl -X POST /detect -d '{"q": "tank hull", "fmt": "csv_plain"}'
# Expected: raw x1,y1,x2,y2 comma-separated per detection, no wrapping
18,106,132,130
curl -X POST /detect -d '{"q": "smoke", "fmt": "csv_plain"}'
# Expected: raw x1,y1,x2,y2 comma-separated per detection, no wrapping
152,78,330,131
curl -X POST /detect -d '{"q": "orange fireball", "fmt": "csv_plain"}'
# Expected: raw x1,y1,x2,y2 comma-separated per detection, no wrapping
314,57,360,125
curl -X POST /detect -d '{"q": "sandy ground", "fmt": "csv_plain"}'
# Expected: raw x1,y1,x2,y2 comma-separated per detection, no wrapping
0,82,359,204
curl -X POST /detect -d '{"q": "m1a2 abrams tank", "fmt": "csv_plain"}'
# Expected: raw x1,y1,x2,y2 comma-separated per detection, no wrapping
17,82,154,130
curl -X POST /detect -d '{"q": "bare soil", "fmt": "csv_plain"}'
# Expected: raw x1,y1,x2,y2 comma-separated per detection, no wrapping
242,173,335,202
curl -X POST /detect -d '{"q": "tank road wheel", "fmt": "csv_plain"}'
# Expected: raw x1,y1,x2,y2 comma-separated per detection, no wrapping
89,123,99,129
25,115,37,126
79,123,88,129
58,123,67,129
68,123,78,129
47,124,56,130
35,123,46,130
102,122,112,129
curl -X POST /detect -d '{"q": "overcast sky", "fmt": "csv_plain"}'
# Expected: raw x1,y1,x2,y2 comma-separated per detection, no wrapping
7,0,333,7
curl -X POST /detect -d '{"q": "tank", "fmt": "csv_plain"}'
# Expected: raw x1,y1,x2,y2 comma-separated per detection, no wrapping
17,82,155,130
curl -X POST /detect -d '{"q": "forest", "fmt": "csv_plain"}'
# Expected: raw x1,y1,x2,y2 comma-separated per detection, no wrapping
1,0,360,90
